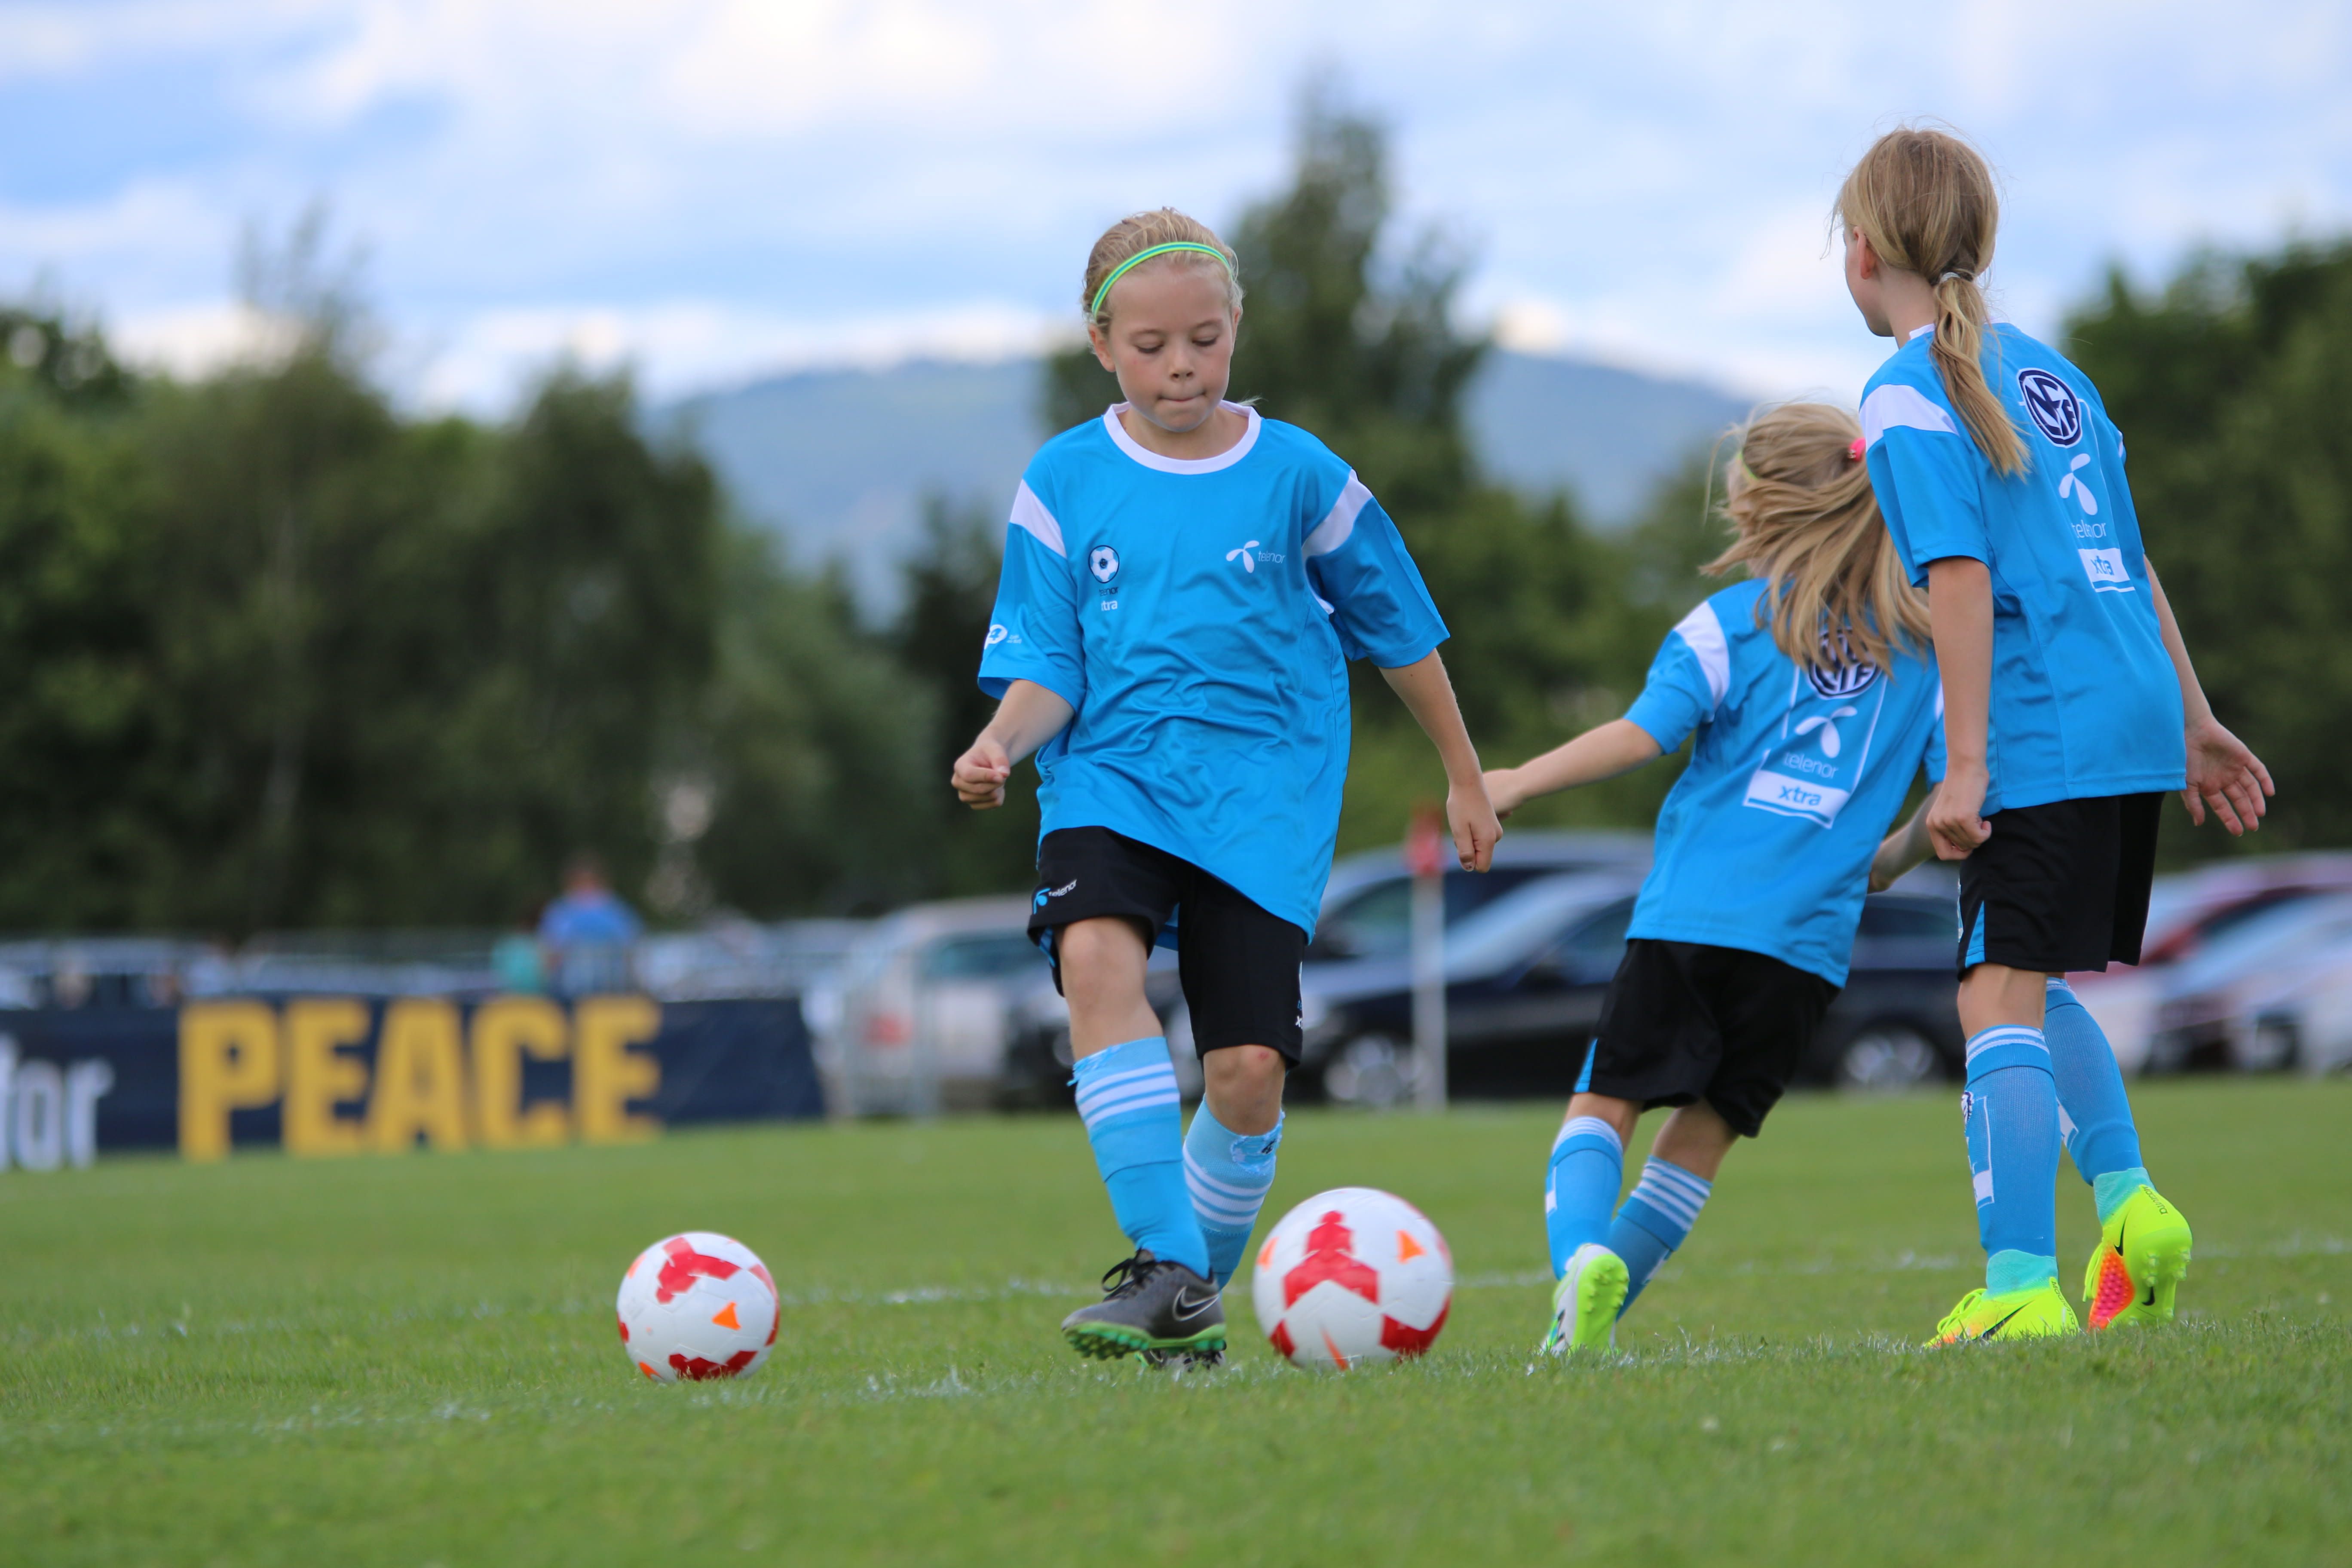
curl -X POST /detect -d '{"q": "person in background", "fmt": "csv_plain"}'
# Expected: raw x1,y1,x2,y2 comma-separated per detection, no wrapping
538,853,642,995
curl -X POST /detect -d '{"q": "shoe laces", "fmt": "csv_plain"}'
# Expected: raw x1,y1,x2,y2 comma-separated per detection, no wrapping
1098,1251,1171,1300
1935,1287,1987,1338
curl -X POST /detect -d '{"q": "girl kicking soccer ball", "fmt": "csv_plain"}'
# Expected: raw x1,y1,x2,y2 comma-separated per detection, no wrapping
1838,126,2272,1344
1484,401,1945,1354
952,209,1500,1363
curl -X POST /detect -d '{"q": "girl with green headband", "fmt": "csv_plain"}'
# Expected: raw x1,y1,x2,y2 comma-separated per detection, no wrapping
951,207,1500,1364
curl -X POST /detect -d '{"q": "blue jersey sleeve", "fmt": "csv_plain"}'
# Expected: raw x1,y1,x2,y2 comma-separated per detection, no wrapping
977,480,1085,707
1623,602,1728,752
1862,380,1988,587
1302,477,1448,667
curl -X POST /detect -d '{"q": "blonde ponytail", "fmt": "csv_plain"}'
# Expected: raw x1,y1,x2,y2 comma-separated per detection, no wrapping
1838,128,2027,477
1707,403,1932,675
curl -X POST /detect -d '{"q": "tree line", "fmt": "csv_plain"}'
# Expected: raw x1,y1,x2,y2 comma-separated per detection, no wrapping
0,107,2341,933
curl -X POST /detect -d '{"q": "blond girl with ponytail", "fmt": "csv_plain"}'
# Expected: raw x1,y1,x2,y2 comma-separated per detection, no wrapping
1841,126,2271,1347
1483,403,1949,1354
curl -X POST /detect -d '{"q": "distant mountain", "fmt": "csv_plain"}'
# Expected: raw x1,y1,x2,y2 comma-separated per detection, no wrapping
662,350,1750,607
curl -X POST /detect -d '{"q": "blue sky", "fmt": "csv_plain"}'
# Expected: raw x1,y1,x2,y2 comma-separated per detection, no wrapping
4,0,2348,411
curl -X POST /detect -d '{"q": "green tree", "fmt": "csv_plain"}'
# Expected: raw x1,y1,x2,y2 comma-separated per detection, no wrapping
2066,242,2352,857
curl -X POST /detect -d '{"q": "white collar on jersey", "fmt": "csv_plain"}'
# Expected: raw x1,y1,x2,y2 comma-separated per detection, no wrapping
1101,401,1262,474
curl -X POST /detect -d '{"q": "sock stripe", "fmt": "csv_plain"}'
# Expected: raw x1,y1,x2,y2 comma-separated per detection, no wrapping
1078,1081,1180,1127
1073,1060,1173,1103
1628,1172,1709,1228
1180,1152,1264,1202
1639,1160,1711,1200
1182,1158,1269,1223
1965,1026,2049,1066
1554,1115,1622,1155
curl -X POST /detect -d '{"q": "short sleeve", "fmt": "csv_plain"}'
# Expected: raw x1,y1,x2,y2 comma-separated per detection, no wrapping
1623,600,1729,753
1862,380,1988,587
977,480,1085,707
1301,475,1449,667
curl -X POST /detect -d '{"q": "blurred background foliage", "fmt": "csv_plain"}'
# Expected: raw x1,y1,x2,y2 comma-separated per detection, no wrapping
0,97,2337,933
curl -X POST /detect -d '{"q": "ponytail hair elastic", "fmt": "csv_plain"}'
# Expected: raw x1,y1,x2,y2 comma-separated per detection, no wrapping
1090,242,1236,319
1937,269,1974,286
1847,437,1865,462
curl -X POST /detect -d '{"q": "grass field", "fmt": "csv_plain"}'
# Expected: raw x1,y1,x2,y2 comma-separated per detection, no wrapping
2,1080,2346,1566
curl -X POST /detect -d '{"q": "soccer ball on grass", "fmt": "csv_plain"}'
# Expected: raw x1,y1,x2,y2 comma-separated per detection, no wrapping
616,1231,780,1381
1250,1187,1452,1369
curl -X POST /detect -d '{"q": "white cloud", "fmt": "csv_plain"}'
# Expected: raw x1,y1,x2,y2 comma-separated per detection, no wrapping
0,0,2346,411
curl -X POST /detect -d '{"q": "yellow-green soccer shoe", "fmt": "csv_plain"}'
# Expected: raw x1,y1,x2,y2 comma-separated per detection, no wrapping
2083,1185,2192,1330
1927,1280,2081,1346
1539,1243,1629,1356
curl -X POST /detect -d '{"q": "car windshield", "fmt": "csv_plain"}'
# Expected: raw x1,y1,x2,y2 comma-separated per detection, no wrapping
1442,874,1639,977
1312,867,1555,961
1856,899,1956,940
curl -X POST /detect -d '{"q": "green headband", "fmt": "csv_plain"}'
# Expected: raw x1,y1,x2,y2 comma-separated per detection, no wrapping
1089,242,1234,319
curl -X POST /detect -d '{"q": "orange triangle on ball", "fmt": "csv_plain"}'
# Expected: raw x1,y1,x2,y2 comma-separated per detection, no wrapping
1397,1230,1427,1262
711,1301,741,1330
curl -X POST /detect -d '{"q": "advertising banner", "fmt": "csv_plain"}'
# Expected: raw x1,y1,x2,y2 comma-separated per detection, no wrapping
0,995,820,1166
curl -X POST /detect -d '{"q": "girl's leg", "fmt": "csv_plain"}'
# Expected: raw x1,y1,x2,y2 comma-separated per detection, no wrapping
2043,978,2150,1214
1062,917,1209,1276
1185,1045,1286,1288
1547,1090,1640,1277
1609,1101,1734,1315
1957,964,2062,1299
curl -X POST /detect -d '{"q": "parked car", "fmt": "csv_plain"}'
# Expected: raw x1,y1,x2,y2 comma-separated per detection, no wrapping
1306,830,1652,965
2141,892,2352,1072
803,897,1047,1115
1293,873,1965,1106
2064,854,2352,1072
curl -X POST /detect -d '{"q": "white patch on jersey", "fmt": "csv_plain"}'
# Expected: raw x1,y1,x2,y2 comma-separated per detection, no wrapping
2079,548,2134,593
1671,600,1731,713
1008,481,1066,558
1304,473,1372,558
1860,383,1960,448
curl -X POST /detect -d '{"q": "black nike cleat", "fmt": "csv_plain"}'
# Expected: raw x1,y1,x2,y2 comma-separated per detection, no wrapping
1061,1250,1227,1362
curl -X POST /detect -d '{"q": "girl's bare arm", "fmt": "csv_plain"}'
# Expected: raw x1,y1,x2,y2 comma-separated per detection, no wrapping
1483,720,1662,817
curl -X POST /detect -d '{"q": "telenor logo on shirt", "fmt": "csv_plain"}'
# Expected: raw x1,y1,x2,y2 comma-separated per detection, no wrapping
2016,368,2082,446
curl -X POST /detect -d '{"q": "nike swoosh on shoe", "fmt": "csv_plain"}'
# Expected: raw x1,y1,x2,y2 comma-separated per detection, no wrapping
1173,1291,1219,1321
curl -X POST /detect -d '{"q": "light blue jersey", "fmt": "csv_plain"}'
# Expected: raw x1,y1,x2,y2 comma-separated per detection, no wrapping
1623,580,1944,985
978,403,1447,938
1862,323,2186,813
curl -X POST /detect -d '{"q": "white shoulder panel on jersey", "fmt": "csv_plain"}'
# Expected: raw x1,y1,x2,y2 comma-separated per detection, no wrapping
1673,599,1731,712
1860,383,1960,447
1008,481,1066,558
1303,472,1372,557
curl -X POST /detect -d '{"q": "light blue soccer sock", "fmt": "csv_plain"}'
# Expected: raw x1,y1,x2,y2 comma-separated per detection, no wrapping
1183,1102,1282,1289
1963,1024,2061,1295
1609,1157,1712,1314
1073,1038,1209,1277
2044,977,2152,1224
1545,1115,1624,1278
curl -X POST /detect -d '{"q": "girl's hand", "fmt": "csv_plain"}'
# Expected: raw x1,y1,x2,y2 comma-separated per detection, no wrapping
950,736,1012,809
1447,779,1502,873
1925,767,1991,860
1481,767,1522,819
2182,716,2273,835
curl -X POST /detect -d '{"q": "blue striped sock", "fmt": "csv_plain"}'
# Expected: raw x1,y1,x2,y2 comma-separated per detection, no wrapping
1963,1024,2059,1293
1544,1115,1623,1277
2045,978,2149,1217
1610,1157,1712,1313
1183,1103,1282,1289
1073,1038,1208,1277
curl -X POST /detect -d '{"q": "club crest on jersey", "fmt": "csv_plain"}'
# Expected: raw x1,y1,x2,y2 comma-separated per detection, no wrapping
1089,546,1120,584
2016,368,2082,447
1807,625,1879,699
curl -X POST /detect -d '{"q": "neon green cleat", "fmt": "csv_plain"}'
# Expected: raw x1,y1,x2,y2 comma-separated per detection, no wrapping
1927,1279,2080,1345
2082,1185,2192,1330
1539,1243,1629,1356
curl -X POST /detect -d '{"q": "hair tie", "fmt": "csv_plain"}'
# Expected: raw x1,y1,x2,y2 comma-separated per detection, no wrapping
1089,242,1236,318
1847,437,1865,462
1937,270,1973,286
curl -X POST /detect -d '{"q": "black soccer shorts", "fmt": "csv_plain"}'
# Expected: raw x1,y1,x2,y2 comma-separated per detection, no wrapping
1584,938,1839,1138
1029,827,1305,1062
1957,793,2162,977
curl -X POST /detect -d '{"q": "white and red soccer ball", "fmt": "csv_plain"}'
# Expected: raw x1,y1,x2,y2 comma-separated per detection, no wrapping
1250,1187,1453,1369
616,1231,780,1382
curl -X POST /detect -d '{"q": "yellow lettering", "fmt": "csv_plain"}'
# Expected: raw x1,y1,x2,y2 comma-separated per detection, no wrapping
574,995,661,1144
178,1001,280,1161
282,998,370,1157
471,997,570,1149
365,999,470,1153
